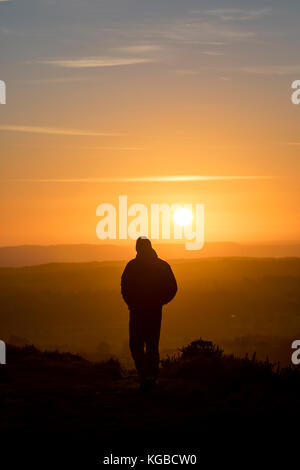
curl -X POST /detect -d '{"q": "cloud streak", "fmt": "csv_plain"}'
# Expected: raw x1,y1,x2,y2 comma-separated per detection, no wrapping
81,146,146,151
241,65,300,75
116,45,161,53
5,176,272,184
200,8,271,22
37,57,154,68
0,125,122,136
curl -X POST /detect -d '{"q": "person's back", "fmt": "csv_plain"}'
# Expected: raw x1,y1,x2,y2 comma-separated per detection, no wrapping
121,237,177,391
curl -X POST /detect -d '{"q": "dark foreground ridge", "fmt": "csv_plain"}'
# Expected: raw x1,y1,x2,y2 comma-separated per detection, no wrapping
1,340,300,466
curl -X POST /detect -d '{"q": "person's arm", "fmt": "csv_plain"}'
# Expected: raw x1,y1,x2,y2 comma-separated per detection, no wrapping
161,263,177,305
121,262,135,307
121,264,129,305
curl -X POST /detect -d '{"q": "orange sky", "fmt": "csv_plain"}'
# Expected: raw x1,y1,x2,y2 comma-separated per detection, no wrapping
0,1,299,246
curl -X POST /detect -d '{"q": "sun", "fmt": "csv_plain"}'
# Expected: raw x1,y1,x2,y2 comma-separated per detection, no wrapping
174,208,193,226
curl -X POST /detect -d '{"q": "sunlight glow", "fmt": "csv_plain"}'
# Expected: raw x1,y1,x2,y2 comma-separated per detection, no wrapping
174,208,193,226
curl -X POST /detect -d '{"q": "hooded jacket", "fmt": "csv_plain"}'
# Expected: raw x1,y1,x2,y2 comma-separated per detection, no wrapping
121,246,177,311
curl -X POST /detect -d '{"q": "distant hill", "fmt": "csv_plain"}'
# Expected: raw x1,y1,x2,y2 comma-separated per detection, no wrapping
0,241,299,267
1,257,299,365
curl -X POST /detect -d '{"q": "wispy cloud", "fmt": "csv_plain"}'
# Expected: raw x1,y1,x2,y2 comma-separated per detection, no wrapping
196,8,271,22
37,57,154,68
23,77,91,84
81,147,145,151
5,176,271,184
157,20,255,43
241,65,300,75
198,42,229,46
116,45,162,53
202,50,224,56
0,125,122,136
150,8,270,45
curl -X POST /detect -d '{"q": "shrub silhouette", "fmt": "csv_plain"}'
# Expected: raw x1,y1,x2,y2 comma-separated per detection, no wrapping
5,343,123,379
160,338,300,398
180,339,224,360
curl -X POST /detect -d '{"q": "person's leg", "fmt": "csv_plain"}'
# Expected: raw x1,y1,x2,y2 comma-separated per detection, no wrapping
145,310,162,381
129,313,146,380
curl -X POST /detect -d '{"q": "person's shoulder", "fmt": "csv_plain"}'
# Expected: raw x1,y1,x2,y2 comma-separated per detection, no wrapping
157,258,171,269
122,259,137,280
125,258,136,267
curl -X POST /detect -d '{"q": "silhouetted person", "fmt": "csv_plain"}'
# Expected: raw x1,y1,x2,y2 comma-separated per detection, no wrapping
121,237,177,391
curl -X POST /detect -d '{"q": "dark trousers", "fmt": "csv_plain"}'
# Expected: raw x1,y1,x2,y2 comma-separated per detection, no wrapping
129,308,162,380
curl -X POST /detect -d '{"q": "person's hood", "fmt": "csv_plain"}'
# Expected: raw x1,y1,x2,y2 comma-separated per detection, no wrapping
136,246,158,261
